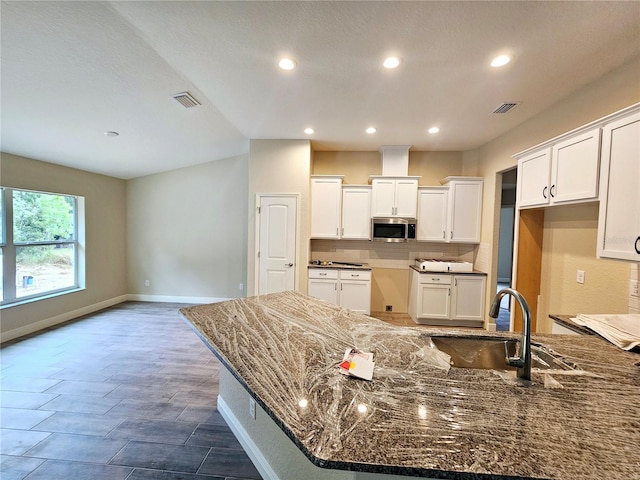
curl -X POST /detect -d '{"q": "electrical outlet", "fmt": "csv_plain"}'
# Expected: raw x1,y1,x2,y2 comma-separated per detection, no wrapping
630,280,639,298
385,305,392,312
239,283,244,291
576,270,585,284
249,398,256,419
144,279,150,287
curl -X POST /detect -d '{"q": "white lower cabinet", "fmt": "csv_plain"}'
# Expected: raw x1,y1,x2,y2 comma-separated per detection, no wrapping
409,269,486,326
308,269,371,315
451,275,486,322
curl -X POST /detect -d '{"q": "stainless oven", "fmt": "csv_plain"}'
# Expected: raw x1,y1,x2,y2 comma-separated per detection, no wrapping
371,217,416,242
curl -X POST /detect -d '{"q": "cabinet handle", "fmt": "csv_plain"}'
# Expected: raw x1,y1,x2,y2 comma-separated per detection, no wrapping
351,274,360,277
341,227,344,236
455,278,458,286
550,185,555,198
448,288,451,297
543,186,548,199
635,236,640,254
450,231,453,239
319,272,327,276
336,227,339,236
442,230,445,239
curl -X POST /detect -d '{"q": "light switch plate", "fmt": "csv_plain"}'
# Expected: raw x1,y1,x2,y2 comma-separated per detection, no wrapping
630,280,639,298
576,270,585,284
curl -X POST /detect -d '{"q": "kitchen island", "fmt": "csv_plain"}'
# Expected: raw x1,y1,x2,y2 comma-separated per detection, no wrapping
181,291,639,480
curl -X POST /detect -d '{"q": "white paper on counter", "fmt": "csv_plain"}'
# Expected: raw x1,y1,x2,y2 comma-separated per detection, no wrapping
571,314,640,351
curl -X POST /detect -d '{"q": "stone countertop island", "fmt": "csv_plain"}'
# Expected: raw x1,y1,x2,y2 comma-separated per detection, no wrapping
181,291,640,480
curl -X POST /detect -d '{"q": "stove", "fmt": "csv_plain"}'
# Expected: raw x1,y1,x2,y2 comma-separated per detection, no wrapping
415,258,473,273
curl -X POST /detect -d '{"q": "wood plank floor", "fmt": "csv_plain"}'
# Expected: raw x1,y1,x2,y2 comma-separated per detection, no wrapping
1,302,262,480
1,299,509,479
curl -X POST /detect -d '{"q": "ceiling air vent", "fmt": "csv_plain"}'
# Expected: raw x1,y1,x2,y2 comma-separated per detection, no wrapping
492,102,520,114
172,91,201,108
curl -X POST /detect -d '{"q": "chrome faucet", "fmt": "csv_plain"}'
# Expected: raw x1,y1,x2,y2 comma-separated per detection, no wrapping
489,288,532,381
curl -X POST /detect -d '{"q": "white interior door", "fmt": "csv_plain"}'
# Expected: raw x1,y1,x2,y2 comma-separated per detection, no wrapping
258,195,297,295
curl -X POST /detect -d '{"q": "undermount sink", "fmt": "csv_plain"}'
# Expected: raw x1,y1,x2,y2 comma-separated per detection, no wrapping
430,335,578,371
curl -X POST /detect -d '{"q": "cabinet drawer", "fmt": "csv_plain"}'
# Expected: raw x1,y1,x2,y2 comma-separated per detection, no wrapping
340,270,372,281
308,269,339,280
419,274,451,285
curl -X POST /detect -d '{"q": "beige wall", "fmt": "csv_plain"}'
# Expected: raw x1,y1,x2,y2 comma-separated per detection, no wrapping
538,204,629,332
247,140,311,296
312,150,463,186
0,153,127,340
468,57,640,331
127,154,248,300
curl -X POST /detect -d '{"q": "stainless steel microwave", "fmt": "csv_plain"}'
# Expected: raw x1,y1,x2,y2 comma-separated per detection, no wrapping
371,217,416,242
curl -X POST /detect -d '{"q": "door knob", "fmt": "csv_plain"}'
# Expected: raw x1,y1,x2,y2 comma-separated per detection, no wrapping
285,263,294,267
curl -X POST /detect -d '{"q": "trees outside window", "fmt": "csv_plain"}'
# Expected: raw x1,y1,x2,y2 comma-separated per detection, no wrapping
1,188,82,305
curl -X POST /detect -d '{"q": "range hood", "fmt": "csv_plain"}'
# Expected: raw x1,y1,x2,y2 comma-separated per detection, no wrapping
380,145,411,176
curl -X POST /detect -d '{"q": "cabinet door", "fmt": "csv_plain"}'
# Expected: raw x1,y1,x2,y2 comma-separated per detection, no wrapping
417,284,451,320
448,181,483,243
342,187,371,239
551,127,601,204
451,276,486,321
340,280,371,314
597,111,640,261
371,179,396,216
310,177,342,238
417,188,448,241
394,179,418,217
308,279,339,306
517,149,551,208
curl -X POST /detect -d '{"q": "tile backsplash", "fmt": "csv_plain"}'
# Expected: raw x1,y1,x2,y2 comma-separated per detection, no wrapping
310,240,477,270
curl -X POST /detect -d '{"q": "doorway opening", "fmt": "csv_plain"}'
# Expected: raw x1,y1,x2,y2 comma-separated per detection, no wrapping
496,168,517,331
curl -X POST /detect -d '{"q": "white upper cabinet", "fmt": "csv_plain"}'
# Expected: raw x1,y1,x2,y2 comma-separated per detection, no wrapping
517,148,552,207
442,177,483,243
417,179,483,243
310,176,343,239
370,177,419,217
516,128,601,208
597,108,640,261
341,186,371,239
417,187,448,241
551,127,601,204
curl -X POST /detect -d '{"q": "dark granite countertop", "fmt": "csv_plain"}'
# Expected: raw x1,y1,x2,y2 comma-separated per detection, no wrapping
308,262,372,271
181,291,640,480
549,314,595,335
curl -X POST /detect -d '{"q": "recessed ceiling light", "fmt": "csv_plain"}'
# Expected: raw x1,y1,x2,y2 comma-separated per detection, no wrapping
278,57,297,70
304,128,314,135
428,127,440,134
366,127,377,134
490,55,511,67
383,56,402,69
104,131,119,137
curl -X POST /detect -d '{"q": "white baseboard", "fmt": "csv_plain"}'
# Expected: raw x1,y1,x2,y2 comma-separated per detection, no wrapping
1,294,128,343
217,395,280,480
126,294,231,304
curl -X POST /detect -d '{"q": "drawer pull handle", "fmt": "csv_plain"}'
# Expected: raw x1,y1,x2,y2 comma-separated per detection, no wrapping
319,273,327,276
635,236,640,254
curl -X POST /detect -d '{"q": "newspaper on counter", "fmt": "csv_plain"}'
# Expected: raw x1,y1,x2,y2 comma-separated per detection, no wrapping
571,314,640,351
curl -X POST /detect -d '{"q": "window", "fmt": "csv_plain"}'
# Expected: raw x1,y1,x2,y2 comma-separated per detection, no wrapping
1,188,84,306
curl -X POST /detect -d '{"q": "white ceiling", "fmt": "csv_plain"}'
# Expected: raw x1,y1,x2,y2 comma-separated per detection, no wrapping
2,1,639,179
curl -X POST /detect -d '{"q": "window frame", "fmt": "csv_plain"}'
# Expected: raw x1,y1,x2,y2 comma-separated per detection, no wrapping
1,187,84,307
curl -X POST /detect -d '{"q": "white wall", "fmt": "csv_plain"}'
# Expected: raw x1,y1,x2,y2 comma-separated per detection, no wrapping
247,140,311,296
127,154,248,302
0,153,127,341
